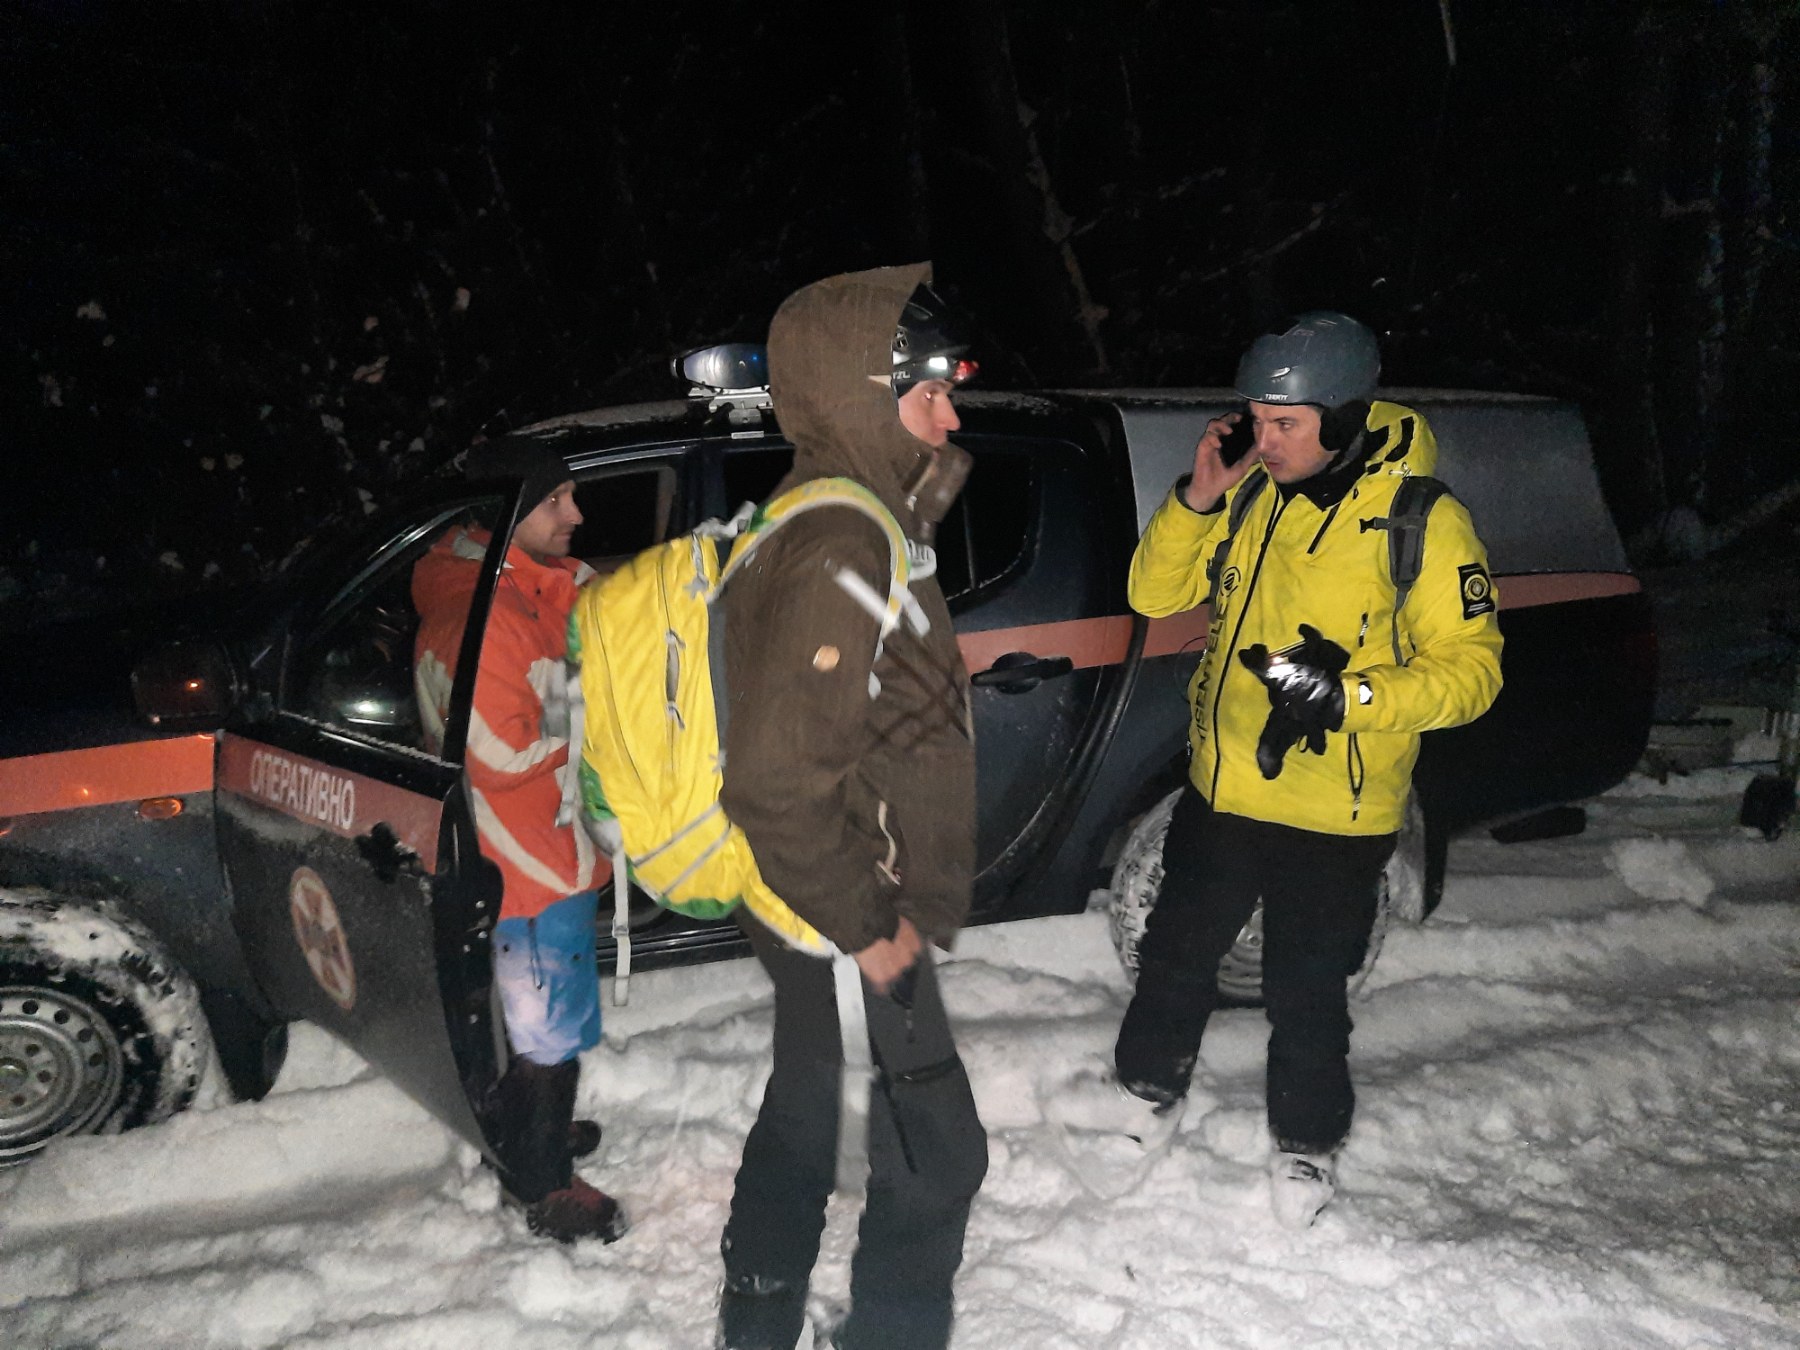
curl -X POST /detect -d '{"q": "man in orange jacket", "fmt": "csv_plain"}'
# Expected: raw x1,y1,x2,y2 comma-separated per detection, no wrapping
413,443,625,1244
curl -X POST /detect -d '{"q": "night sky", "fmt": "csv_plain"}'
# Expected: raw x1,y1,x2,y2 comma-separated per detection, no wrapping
3,1,1794,626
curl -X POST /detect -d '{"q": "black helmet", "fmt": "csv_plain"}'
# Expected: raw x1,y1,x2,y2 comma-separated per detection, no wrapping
1234,312,1379,410
890,282,978,398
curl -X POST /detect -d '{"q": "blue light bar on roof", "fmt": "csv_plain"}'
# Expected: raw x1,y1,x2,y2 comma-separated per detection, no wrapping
674,343,769,395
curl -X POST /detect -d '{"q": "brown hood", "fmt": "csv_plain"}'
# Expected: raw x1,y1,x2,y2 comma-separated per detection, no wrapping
768,262,946,533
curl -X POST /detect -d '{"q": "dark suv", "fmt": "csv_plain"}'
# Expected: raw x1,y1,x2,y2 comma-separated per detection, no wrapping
0,359,1655,1164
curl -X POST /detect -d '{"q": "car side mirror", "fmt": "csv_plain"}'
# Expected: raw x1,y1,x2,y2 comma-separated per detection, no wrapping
131,641,240,731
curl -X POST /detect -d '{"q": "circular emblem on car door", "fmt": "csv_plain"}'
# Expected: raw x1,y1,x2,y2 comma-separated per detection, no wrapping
289,866,357,1012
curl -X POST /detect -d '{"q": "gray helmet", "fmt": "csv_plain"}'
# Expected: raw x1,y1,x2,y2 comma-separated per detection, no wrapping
1233,312,1380,409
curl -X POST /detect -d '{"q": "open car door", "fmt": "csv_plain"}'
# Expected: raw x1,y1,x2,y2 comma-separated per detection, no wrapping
214,496,512,1153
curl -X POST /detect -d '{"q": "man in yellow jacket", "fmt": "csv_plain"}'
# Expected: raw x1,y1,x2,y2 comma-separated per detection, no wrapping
1115,312,1502,1227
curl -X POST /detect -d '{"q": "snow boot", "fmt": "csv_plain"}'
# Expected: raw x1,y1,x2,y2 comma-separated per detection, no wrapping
1270,1150,1337,1229
523,1174,628,1245
1042,1064,1188,1198
569,1118,603,1160
1046,1066,1187,1147
715,1272,810,1350
495,1058,629,1244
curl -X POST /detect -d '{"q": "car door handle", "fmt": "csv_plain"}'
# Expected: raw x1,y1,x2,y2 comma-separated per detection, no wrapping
355,821,423,883
970,652,1076,694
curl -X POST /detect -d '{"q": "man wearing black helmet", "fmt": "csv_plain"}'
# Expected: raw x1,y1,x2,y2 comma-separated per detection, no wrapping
1111,313,1503,1228
712,264,987,1350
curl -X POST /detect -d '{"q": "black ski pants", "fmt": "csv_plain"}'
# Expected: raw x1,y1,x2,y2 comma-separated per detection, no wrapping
1114,784,1395,1154
721,915,988,1350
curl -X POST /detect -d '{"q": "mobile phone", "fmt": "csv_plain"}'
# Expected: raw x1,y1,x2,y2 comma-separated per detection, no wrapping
1217,404,1255,466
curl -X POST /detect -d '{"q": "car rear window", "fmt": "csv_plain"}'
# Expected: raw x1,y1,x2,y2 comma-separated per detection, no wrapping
721,443,1038,604
566,462,678,567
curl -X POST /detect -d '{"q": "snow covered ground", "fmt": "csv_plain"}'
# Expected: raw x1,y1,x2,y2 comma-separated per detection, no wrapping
3,760,1797,1349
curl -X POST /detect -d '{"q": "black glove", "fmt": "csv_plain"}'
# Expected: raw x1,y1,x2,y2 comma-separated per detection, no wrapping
1238,624,1350,779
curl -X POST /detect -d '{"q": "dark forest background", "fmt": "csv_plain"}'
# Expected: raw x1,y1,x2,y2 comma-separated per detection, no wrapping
3,1,1795,631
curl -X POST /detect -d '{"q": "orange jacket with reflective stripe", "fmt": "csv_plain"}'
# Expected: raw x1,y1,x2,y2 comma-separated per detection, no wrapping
412,526,603,920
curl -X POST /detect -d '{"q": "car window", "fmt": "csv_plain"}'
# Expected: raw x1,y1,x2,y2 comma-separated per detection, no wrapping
723,443,1038,605
722,446,793,516
566,462,679,569
284,499,507,757
280,461,681,761
933,440,1037,605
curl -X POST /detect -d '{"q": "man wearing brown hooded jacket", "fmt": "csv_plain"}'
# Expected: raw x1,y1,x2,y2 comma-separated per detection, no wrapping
714,263,989,1350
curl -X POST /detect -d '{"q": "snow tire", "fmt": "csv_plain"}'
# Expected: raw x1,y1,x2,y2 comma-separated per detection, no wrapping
1105,791,1431,1005
0,892,207,1166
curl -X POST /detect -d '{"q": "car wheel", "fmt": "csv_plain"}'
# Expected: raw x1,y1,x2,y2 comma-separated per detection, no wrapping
1106,791,1431,1006
0,895,206,1166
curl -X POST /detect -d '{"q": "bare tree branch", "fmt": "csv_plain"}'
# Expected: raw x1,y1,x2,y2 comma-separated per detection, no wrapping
1185,194,1349,289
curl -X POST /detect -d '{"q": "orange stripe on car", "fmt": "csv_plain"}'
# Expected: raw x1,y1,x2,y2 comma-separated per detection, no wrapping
0,734,215,817
958,616,1135,674
1492,571,1641,608
957,572,1642,675
956,612,1210,674
215,735,442,872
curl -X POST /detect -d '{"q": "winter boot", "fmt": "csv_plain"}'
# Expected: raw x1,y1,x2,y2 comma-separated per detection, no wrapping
491,1066,601,1165
1270,1150,1337,1230
715,1272,810,1350
494,1057,629,1244
1042,1064,1189,1199
1045,1065,1187,1150
523,1174,628,1245
569,1118,603,1160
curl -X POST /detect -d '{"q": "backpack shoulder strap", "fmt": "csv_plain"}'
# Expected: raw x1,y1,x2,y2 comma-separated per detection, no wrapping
1375,474,1451,665
714,479,922,703
719,477,907,594
1203,469,1268,601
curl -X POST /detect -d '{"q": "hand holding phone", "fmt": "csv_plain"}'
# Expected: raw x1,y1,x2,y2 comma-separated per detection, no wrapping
1185,405,1258,511
1216,403,1256,466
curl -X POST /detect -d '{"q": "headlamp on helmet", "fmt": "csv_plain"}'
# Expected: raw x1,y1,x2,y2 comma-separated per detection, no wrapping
891,282,978,398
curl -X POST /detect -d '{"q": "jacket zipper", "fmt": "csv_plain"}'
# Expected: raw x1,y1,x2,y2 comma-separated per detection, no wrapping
1209,494,1287,802
1347,732,1365,821
1306,504,1339,555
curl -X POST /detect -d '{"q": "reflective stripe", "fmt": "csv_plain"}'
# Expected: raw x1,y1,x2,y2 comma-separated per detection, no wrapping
414,649,454,755
833,948,874,1195
564,762,597,883
610,844,632,1007
470,785,582,895
447,528,487,562
831,563,902,637
467,707,567,778
649,812,732,898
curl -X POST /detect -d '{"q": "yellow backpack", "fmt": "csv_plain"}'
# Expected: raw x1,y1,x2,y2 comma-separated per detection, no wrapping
567,478,916,999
